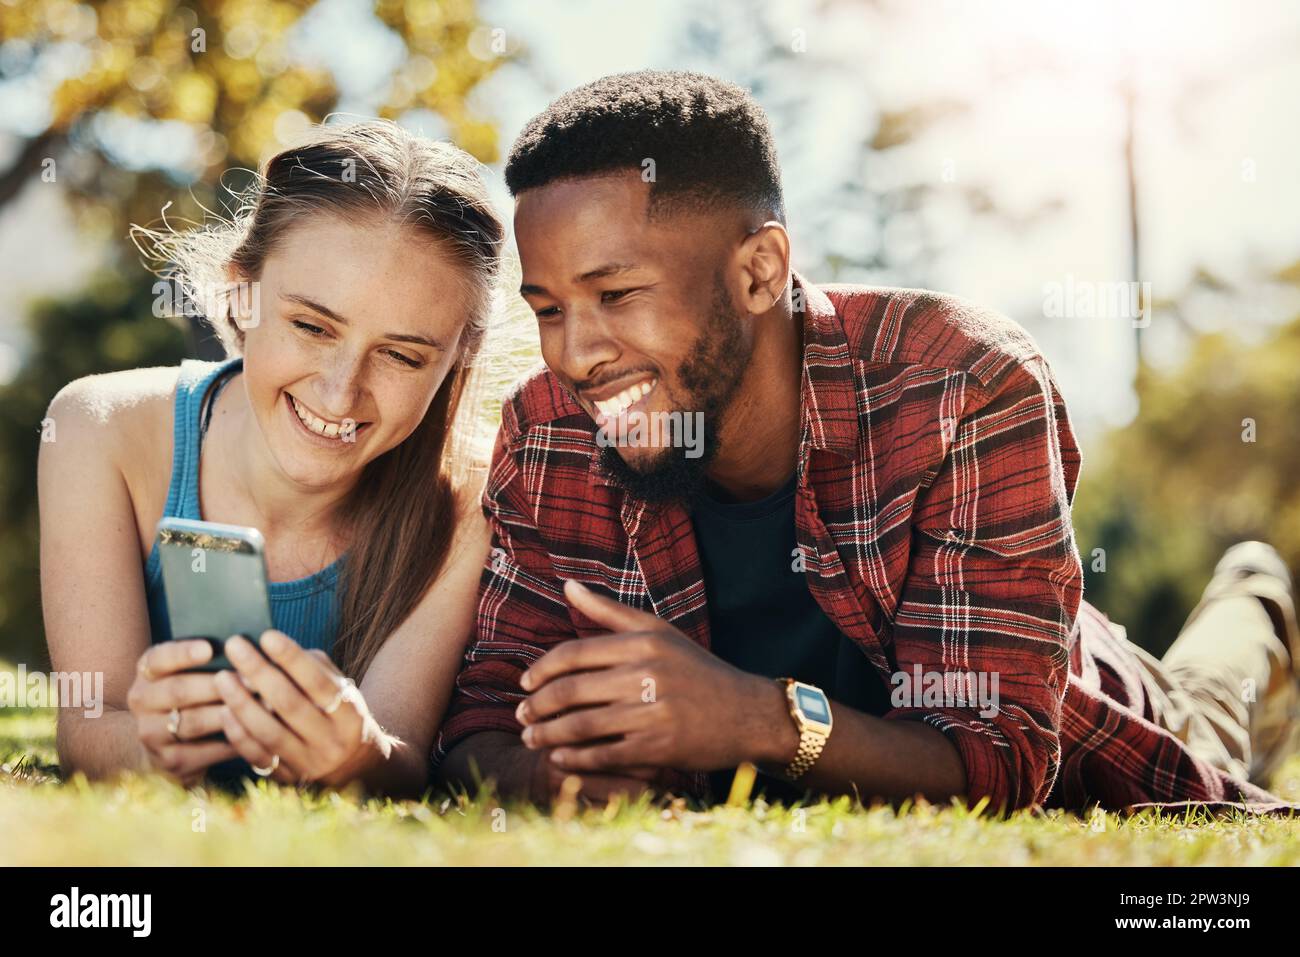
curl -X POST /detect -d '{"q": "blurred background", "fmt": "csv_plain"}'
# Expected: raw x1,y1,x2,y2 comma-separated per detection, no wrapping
2,0,1299,670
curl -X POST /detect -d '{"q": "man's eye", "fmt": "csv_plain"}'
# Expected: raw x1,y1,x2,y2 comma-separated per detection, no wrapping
601,289,632,303
292,319,326,336
534,306,561,319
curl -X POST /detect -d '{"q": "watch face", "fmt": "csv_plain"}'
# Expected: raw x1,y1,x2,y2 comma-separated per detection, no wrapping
795,686,830,723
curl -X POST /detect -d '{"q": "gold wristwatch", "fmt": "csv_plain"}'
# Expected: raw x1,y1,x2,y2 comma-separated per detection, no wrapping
777,678,833,780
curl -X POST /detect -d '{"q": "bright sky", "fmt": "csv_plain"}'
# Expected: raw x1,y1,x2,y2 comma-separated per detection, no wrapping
3,0,1299,441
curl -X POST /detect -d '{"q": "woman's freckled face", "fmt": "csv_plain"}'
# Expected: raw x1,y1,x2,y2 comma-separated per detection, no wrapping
236,215,468,492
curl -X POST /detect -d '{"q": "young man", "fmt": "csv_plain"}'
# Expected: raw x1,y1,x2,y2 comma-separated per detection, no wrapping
434,70,1300,813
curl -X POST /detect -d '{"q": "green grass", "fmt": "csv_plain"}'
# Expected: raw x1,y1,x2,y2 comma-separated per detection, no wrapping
4,705,1300,866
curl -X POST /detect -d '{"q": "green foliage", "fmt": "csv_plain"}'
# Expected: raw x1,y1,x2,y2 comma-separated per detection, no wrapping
1074,315,1300,656
0,274,190,666
0,0,503,664
0,0,503,236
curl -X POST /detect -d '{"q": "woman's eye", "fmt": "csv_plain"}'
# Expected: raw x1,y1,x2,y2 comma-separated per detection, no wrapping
383,349,422,369
292,319,326,336
535,305,561,319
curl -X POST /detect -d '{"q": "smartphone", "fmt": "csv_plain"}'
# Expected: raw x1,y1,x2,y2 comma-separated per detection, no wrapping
156,518,273,672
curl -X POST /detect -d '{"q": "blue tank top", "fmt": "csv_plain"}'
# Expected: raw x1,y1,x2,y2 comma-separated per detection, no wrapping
144,358,344,654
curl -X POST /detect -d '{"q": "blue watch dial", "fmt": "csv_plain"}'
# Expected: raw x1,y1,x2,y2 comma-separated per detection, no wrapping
795,686,830,723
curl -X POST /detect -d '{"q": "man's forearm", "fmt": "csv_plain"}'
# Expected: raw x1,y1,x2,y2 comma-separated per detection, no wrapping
334,732,429,799
436,731,538,800
744,679,968,804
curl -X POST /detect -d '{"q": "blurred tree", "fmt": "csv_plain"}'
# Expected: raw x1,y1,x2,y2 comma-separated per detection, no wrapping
663,0,1063,289
667,2,1300,658
0,0,502,233
0,274,190,666
0,0,504,663
1073,287,1300,656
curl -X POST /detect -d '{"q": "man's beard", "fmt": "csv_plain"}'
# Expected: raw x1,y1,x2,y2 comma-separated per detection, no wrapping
597,273,752,506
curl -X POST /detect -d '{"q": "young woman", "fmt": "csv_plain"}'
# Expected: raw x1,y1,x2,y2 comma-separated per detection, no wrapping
38,121,503,796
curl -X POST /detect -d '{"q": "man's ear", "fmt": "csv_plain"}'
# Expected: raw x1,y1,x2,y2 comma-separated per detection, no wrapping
735,220,791,315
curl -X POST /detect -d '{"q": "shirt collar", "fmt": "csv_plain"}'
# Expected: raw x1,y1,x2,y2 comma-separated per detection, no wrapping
795,271,861,460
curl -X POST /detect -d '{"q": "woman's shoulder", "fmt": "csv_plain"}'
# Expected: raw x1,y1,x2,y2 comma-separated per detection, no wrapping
42,366,191,502
41,366,192,552
45,366,182,452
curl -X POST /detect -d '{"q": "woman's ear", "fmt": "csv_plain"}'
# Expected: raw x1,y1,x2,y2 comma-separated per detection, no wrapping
222,263,261,335
736,221,792,315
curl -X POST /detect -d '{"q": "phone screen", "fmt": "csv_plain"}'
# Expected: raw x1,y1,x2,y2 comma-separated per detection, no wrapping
156,519,274,671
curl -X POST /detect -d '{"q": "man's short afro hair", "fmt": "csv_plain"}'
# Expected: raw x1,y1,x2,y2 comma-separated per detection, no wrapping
504,70,786,222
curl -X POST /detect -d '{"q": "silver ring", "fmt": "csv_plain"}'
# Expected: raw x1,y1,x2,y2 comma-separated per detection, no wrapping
251,754,280,777
166,707,182,739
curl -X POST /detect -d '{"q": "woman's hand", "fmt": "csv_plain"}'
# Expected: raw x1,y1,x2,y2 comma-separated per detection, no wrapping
127,640,240,785
214,630,393,787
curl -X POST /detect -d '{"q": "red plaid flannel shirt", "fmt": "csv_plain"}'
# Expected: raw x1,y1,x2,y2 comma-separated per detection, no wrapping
434,275,1284,813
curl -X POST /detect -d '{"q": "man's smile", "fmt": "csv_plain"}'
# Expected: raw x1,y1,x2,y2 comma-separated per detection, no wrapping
580,374,659,425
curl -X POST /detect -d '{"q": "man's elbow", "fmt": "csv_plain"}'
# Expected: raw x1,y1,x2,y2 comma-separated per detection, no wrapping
434,730,526,797
930,713,1057,814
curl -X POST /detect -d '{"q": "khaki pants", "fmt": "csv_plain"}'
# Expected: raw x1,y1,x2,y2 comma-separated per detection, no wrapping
1129,544,1300,787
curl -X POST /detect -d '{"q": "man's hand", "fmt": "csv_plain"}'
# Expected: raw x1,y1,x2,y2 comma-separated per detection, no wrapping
438,731,659,805
516,580,797,774
522,743,659,804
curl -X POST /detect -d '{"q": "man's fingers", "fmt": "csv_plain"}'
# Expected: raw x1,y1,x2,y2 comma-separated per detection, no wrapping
559,770,654,804
520,633,652,693
600,764,658,781
522,703,650,751
549,738,650,774
517,666,645,724
563,580,660,632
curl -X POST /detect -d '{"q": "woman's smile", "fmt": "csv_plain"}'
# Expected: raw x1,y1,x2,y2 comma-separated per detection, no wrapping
282,390,372,448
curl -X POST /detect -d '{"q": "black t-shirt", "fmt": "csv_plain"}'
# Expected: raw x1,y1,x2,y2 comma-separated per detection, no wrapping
690,472,893,802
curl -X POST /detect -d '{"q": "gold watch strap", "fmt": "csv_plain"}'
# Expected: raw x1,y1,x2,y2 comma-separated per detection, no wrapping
779,678,831,781
785,725,828,780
